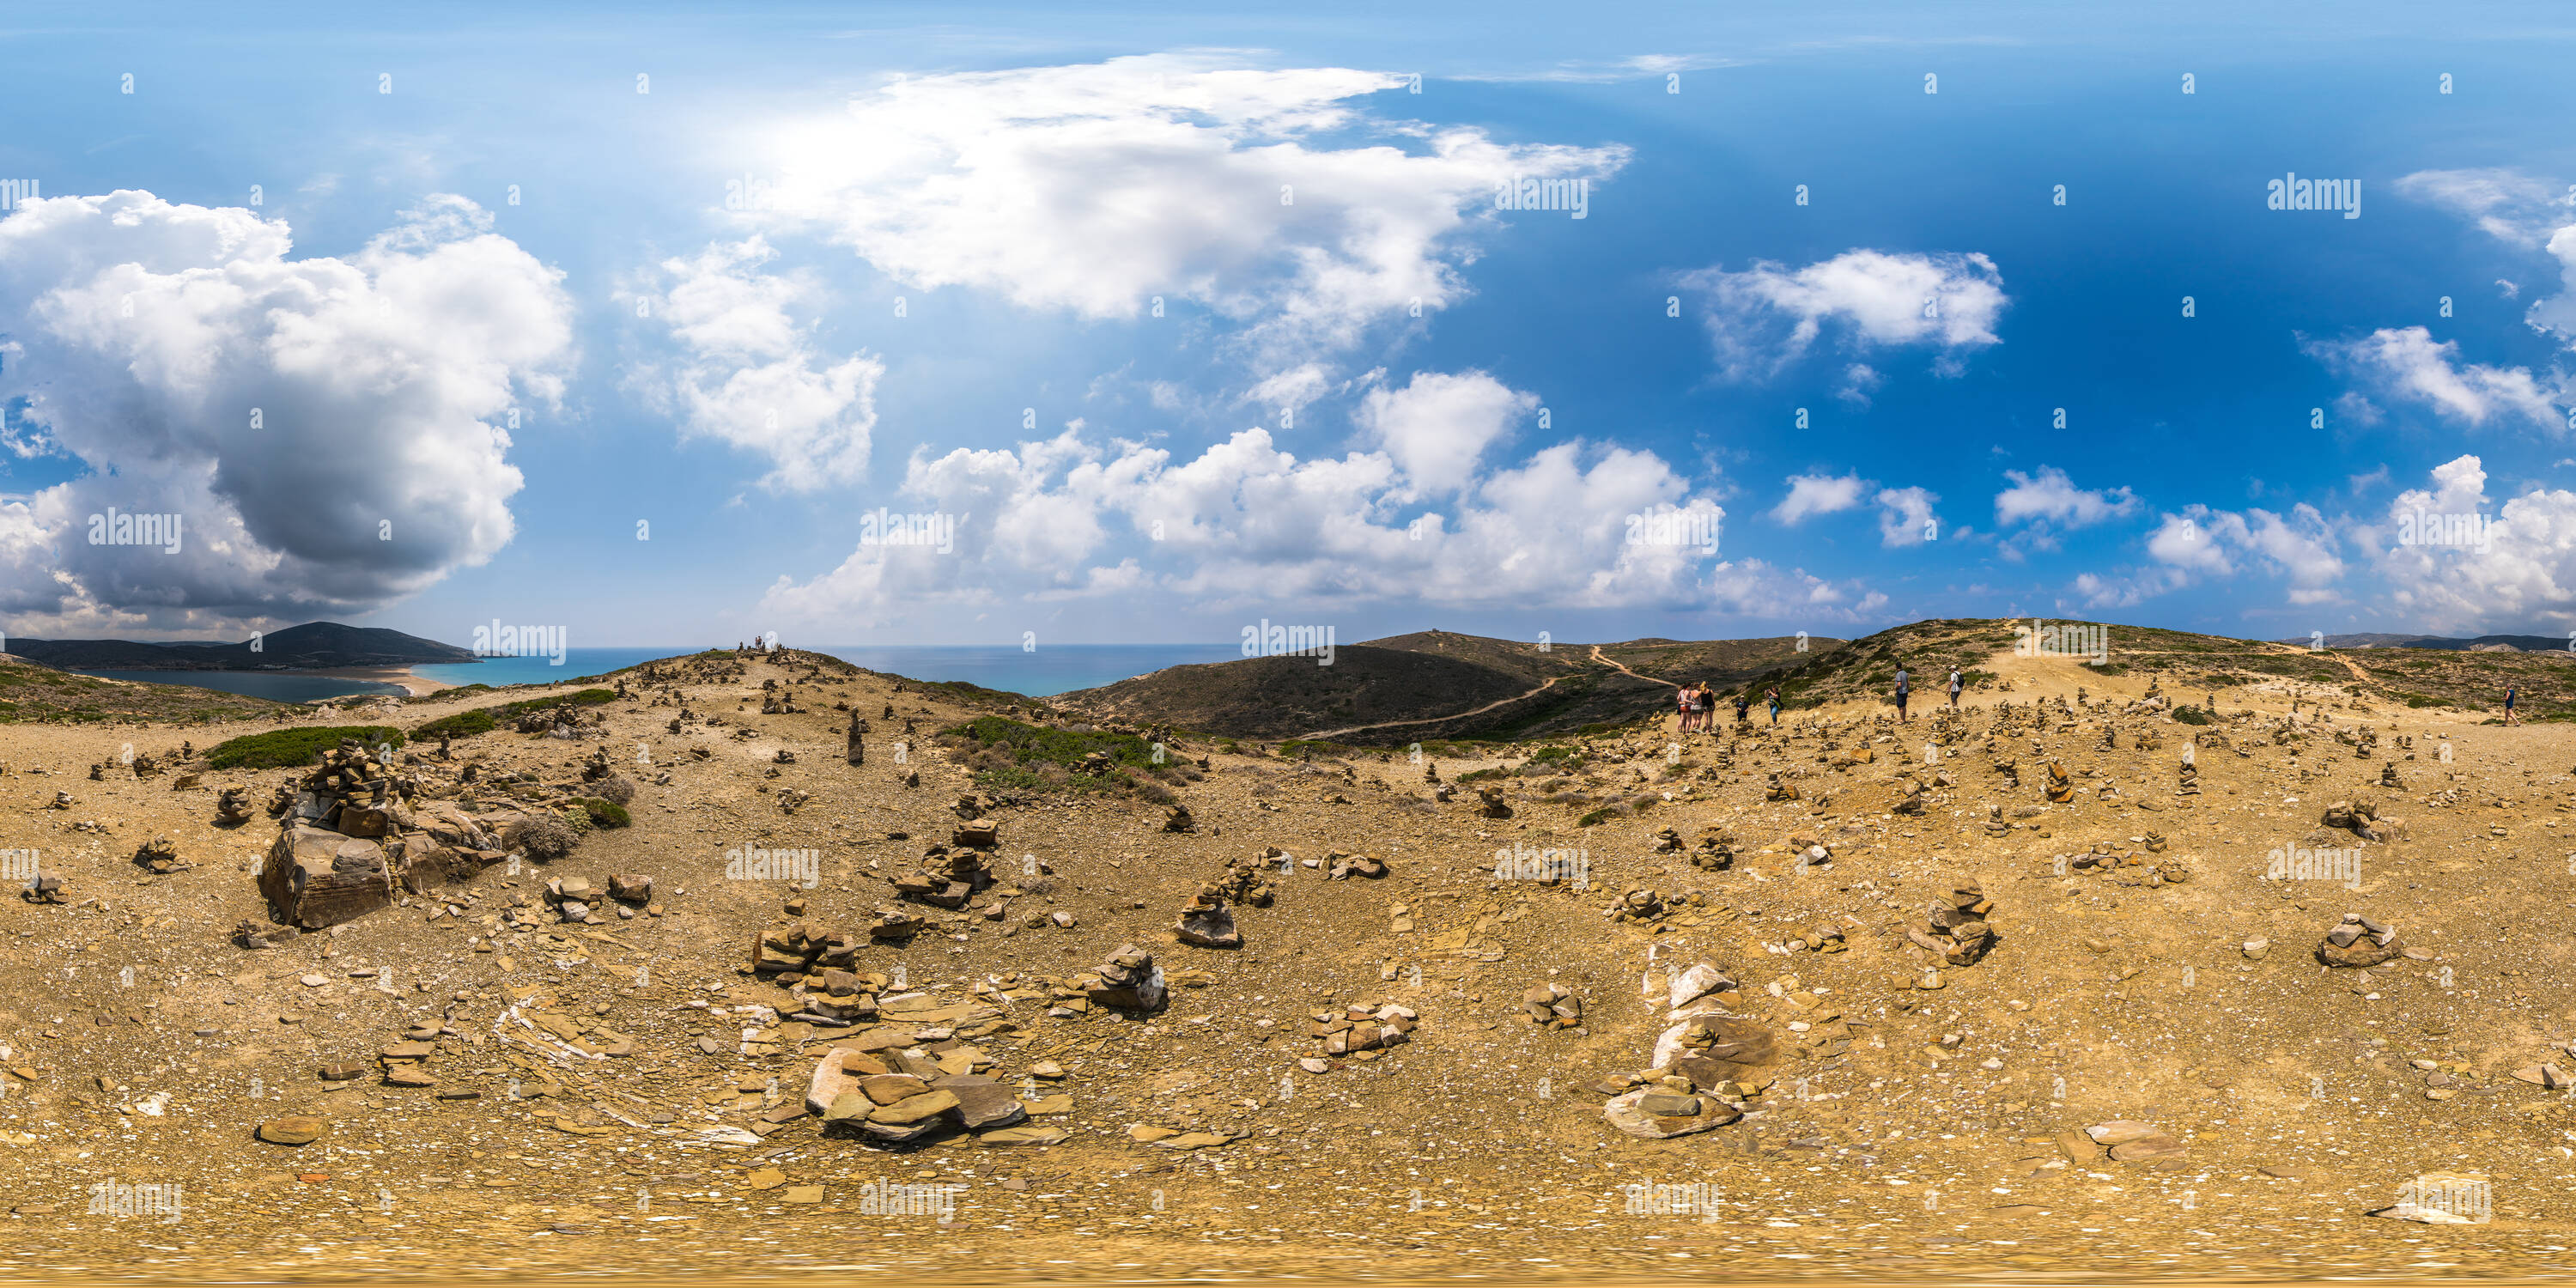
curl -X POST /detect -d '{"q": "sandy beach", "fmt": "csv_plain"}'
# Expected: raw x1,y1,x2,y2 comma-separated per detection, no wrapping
300,665,453,697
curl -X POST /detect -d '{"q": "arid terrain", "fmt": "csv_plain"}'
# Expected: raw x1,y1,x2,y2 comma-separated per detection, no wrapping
4,623,2576,1282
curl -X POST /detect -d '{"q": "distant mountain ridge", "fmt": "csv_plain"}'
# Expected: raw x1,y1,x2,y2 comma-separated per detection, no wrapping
2288,633,2573,653
1055,629,1833,744
3,622,478,671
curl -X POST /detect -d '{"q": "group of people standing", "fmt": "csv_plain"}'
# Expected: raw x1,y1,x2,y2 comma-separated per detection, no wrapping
1672,664,1962,732
1676,680,1782,731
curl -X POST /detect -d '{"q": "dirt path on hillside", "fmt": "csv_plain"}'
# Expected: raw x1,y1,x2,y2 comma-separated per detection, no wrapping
1295,645,1685,740
1590,644,1678,688
2122,641,2375,685
1293,675,1567,740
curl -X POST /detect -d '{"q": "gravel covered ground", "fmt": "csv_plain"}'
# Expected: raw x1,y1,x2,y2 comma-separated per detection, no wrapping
3,642,2573,1281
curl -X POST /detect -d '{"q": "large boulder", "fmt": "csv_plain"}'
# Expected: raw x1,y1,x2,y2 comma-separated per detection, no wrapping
259,825,394,929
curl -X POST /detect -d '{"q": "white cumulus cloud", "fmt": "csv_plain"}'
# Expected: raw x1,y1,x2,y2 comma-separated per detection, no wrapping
1771,472,1868,524
630,237,883,491
1992,466,2141,551
1680,248,2008,382
2368,454,2576,632
0,190,574,632
1354,369,1534,495
2141,502,2344,604
755,53,1627,384
744,371,1886,635
1874,486,1940,547
2306,326,2562,432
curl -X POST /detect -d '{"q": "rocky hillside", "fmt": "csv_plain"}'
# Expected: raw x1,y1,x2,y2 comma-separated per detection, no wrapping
1742,618,2561,725
0,653,287,726
5,621,477,671
1059,629,1840,746
1598,635,1842,686
2300,632,2571,653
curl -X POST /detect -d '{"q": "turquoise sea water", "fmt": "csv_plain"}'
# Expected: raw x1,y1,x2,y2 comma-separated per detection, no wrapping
412,647,692,690
814,644,1242,697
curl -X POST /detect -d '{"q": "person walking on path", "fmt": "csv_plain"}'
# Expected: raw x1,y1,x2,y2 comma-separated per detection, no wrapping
1893,665,1911,723
1676,683,1696,733
1947,668,1963,710
2506,684,2519,726
1765,685,1782,726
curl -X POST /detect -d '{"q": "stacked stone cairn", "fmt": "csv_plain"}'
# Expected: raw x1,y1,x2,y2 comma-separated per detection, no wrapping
1913,878,1996,966
2319,912,2403,968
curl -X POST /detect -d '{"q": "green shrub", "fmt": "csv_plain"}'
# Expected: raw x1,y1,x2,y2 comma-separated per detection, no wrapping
577,798,632,829
2172,705,2214,726
411,688,616,741
941,715,1172,799
945,715,1157,770
1576,806,1616,827
410,708,499,740
205,725,404,769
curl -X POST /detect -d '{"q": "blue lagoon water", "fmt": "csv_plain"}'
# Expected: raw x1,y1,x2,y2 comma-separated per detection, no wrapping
77,670,407,702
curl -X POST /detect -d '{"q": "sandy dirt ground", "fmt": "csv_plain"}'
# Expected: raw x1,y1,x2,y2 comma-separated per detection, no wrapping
0,645,2572,1282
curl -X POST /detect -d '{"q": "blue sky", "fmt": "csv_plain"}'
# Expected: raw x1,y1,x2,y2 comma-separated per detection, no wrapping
3,1,2576,648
